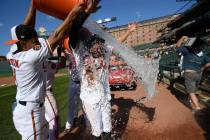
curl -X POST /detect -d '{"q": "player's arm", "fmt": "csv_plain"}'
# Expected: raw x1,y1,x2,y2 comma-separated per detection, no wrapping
23,0,36,28
68,0,101,49
117,23,137,43
202,55,210,71
202,63,210,71
176,36,190,56
48,0,101,52
68,12,89,49
68,13,89,49
47,4,85,53
176,36,188,48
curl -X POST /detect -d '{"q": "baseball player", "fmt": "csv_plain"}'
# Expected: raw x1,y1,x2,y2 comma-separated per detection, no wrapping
5,1,96,139
63,41,82,132
63,18,137,140
62,0,102,132
67,18,113,139
44,56,59,140
80,35,113,140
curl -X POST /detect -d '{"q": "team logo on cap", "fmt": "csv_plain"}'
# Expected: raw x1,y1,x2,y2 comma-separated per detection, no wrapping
33,45,41,51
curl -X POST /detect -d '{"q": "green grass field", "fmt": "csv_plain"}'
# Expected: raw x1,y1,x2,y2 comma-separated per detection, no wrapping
0,73,12,78
0,75,69,140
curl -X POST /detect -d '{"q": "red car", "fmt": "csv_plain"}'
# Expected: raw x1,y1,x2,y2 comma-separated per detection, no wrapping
109,62,137,90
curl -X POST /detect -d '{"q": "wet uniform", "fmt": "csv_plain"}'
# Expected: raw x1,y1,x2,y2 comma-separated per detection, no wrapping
74,42,112,137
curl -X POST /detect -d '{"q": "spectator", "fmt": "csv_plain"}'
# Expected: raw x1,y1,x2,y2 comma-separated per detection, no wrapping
176,36,210,111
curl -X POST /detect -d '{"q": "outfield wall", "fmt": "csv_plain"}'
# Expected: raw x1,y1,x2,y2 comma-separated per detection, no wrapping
0,61,12,76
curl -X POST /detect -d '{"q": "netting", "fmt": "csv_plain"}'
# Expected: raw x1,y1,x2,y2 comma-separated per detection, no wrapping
84,18,160,98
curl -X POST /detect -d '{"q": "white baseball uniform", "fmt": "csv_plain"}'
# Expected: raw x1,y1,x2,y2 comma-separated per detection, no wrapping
7,38,50,140
74,42,112,137
44,57,59,140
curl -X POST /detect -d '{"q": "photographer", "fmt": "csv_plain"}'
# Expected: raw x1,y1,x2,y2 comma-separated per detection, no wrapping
176,36,210,111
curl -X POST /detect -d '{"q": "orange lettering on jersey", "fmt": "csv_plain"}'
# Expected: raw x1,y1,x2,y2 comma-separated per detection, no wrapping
8,59,20,68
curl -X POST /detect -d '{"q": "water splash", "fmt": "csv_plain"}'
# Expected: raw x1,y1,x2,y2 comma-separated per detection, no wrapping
84,18,160,98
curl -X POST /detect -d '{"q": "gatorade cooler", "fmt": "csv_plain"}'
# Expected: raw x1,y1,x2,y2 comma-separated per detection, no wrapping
33,0,87,20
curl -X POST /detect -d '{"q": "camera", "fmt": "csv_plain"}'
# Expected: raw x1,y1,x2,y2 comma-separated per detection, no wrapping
183,37,197,47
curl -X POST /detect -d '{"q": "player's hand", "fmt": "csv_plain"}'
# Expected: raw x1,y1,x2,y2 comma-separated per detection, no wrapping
85,0,101,14
181,36,188,43
201,67,205,72
128,23,137,32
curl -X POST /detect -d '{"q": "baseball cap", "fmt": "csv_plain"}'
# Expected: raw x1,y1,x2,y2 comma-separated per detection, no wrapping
5,24,38,45
84,34,105,47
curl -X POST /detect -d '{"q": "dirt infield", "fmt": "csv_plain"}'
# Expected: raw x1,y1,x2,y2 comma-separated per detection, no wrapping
0,76,14,86
60,83,209,140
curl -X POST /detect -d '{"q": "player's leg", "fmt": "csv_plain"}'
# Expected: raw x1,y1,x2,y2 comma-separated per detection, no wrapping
184,72,201,110
12,101,46,140
65,80,80,131
82,101,102,139
101,100,112,140
45,91,59,140
73,84,81,119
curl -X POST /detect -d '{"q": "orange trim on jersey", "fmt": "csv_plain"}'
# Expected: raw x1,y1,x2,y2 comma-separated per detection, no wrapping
45,40,52,54
63,37,72,54
46,94,59,139
46,94,57,118
31,110,37,140
12,69,16,83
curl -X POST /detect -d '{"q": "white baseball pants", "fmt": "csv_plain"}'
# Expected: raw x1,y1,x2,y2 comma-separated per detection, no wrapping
82,99,112,137
12,101,46,140
45,91,58,140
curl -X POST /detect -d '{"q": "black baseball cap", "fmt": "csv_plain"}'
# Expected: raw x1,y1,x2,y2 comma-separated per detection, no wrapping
84,34,105,47
5,24,38,45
